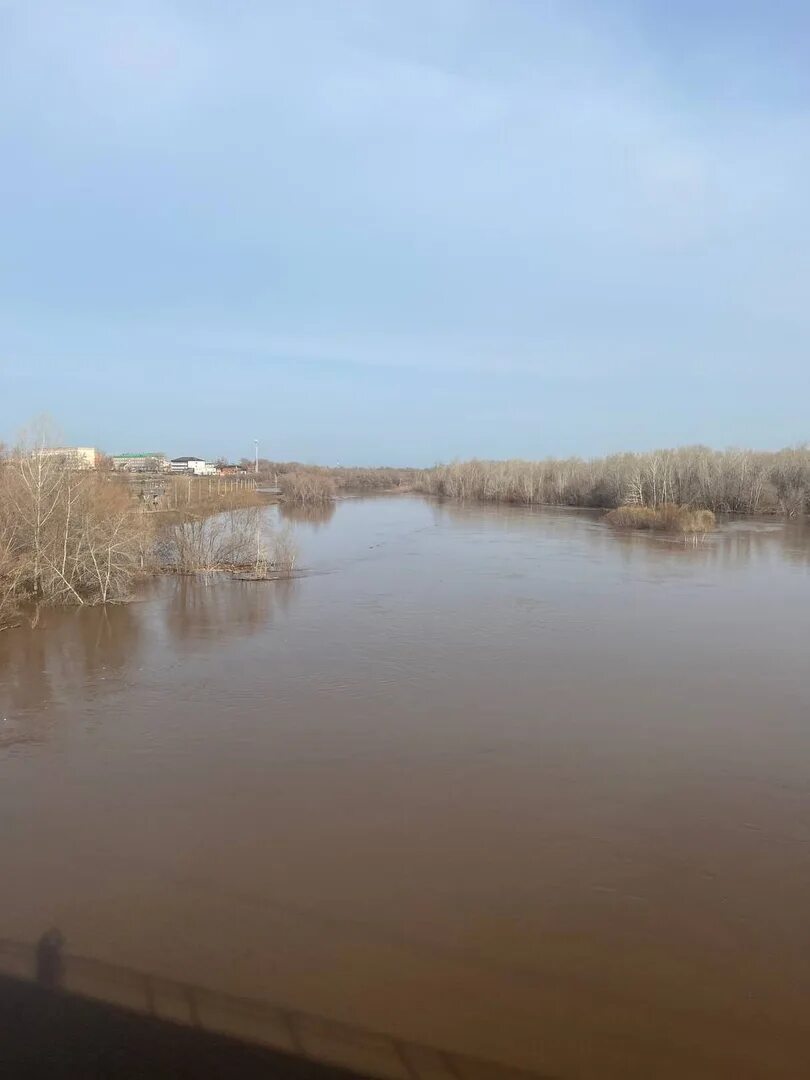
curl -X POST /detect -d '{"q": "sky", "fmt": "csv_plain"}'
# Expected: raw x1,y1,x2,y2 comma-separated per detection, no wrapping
1,1,809,465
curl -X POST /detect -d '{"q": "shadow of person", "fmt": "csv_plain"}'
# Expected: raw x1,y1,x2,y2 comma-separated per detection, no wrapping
36,928,65,990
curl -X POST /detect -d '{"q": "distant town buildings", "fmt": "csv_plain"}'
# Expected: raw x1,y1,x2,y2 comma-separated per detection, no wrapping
112,453,169,473
29,448,244,478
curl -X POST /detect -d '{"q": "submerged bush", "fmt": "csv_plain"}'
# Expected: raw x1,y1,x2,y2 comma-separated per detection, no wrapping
677,508,716,533
154,510,299,577
268,526,297,574
155,509,260,571
279,472,336,505
605,504,716,533
604,505,660,529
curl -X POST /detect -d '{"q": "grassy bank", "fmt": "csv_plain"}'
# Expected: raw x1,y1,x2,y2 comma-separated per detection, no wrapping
141,474,268,515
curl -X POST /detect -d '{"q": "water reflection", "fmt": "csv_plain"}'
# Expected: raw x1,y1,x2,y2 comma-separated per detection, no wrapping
0,602,143,742
278,501,337,529
430,499,810,572
162,575,295,644
429,499,600,534
0,575,299,736
770,518,810,566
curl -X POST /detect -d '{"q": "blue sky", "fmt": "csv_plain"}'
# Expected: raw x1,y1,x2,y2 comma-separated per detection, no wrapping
1,1,808,465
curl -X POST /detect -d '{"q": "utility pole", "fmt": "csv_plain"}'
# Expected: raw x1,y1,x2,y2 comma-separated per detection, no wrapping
254,438,259,475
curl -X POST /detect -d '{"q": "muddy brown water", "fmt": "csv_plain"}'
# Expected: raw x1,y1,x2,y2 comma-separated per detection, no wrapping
2,496,810,1079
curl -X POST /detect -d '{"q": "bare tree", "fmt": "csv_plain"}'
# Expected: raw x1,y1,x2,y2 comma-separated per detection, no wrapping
0,429,152,615
279,472,336,505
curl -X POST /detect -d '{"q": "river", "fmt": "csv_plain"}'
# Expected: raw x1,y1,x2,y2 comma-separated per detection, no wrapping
1,495,809,1078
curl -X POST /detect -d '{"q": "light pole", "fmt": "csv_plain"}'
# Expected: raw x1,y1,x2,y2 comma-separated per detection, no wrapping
254,439,259,475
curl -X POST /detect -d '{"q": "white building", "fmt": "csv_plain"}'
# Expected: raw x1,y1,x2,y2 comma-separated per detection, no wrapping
170,456,216,476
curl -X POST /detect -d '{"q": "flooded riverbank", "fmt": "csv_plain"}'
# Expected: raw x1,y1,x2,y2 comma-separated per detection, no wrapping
1,496,809,1078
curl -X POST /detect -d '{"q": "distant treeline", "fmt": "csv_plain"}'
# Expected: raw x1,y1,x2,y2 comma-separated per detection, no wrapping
418,447,810,516
248,459,419,493
248,460,419,505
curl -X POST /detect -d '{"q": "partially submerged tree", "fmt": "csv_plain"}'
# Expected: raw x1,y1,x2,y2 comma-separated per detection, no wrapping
0,432,152,617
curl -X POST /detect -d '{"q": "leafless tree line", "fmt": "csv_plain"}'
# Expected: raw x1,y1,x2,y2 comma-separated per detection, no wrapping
249,459,419,494
419,446,810,516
